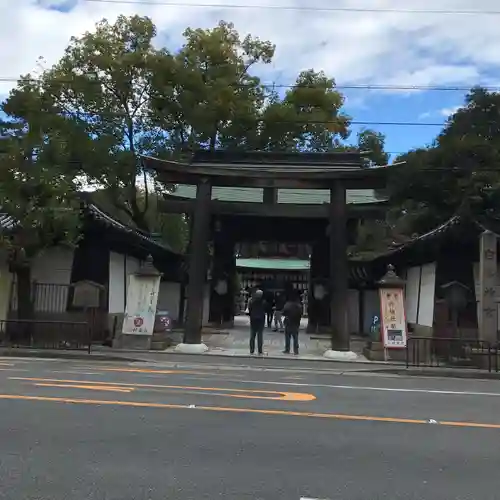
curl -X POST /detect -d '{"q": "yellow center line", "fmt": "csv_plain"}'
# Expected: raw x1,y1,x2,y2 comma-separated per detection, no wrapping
10,377,315,401
34,383,134,393
1,393,500,429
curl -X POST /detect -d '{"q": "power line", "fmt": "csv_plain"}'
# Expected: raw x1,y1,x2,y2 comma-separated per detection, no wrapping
82,0,500,16
0,114,447,126
0,75,496,93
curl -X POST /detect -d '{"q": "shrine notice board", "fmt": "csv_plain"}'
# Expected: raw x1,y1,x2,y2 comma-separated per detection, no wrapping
379,287,407,349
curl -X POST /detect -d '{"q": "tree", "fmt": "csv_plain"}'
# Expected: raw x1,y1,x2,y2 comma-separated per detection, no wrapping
357,129,389,166
0,80,81,320
256,70,350,152
386,87,500,236
150,20,274,153
41,15,166,231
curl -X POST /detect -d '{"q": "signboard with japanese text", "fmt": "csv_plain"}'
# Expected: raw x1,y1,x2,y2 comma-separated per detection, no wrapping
122,274,161,336
379,287,407,348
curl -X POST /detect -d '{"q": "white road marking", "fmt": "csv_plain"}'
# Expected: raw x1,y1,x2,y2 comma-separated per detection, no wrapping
300,497,330,499
49,371,102,375
187,377,500,398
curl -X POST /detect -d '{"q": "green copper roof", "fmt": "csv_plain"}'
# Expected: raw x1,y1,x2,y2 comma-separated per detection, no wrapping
173,185,382,204
236,258,310,270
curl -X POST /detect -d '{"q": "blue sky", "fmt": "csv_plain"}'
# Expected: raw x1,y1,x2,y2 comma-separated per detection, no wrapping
2,0,500,162
342,88,465,159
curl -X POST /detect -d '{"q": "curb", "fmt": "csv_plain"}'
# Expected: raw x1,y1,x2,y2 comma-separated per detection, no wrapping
158,350,407,367
0,349,143,363
372,368,500,380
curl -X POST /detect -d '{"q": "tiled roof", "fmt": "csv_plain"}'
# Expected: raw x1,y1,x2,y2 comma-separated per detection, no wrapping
371,213,500,262
172,185,383,204
86,204,180,255
0,203,181,256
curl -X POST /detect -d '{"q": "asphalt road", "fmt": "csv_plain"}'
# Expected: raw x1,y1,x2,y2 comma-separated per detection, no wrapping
1,357,500,499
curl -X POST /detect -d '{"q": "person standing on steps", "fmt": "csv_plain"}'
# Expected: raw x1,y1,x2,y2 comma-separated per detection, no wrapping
248,289,266,355
282,291,302,355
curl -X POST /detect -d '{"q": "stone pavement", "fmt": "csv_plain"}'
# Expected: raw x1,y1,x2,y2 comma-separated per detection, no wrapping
166,315,371,362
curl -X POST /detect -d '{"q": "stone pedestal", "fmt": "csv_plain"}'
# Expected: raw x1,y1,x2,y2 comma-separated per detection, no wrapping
175,342,208,354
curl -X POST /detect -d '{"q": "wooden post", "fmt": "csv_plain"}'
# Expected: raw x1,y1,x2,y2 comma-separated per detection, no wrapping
177,215,193,326
184,179,212,344
329,181,349,351
263,187,277,205
479,230,498,343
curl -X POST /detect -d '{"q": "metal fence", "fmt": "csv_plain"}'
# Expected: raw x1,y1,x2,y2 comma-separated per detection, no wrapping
10,282,70,313
406,336,499,372
0,319,91,352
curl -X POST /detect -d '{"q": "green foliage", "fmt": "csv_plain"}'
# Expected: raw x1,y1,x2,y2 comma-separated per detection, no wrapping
0,81,82,264
2,15,392,253
40,15,165,231
357,129,389,166
387,87,500,236
256,70,350,152
151,21,274,152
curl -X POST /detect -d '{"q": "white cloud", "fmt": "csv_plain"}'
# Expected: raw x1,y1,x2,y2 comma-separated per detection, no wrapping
439,106,461,116
418,111,432,120
1,0,500,98
418,105,461,120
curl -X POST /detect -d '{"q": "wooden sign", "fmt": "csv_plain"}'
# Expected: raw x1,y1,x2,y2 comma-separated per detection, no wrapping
379,287,407,348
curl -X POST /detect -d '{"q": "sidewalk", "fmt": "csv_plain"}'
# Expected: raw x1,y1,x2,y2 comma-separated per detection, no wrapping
165,315,371,363
3,345,500,380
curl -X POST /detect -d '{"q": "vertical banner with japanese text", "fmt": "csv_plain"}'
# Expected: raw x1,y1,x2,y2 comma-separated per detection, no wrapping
122,275,161,336
379,287,407,348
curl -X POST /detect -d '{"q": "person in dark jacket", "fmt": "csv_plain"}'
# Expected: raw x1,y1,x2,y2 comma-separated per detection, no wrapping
248,289,266,355
282,292,302,355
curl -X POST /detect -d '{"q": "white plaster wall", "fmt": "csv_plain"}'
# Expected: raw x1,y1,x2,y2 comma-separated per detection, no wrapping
405,266,421,324
157,281,181,321
108,251,142,314
417,263,436,327
109,252,126,313
399,263,436,327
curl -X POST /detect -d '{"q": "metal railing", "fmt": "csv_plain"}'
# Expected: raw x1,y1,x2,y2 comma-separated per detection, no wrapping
0,319,91,353
406,336,499,372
